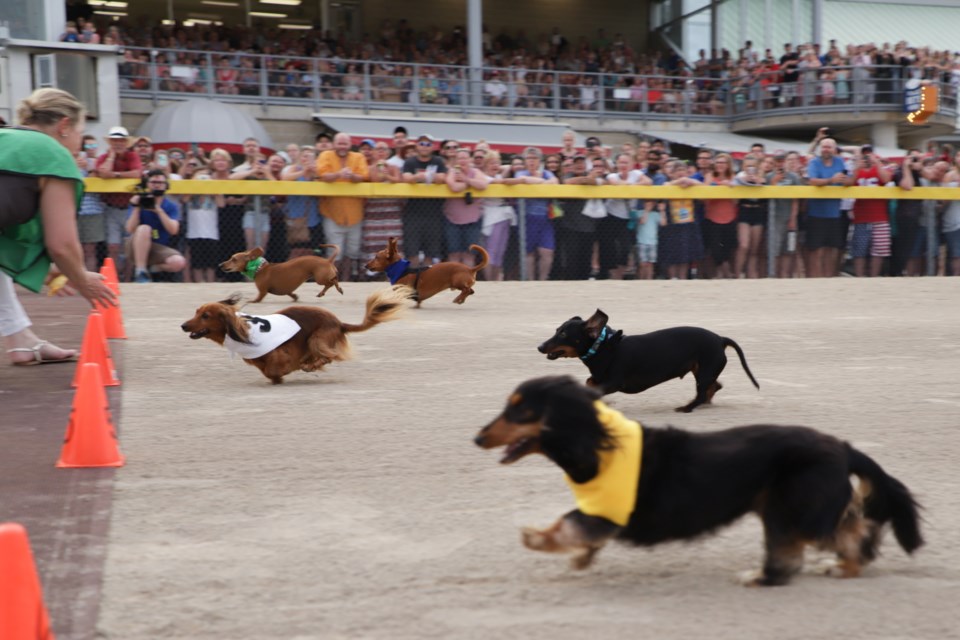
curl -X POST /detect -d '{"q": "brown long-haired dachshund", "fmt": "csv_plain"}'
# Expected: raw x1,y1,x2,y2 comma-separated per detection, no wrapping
220,245,343,303
365,237,489,307
180,285,411,384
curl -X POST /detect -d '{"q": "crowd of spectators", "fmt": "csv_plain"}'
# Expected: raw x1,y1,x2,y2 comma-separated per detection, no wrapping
61,16,960,114
76,124,960,284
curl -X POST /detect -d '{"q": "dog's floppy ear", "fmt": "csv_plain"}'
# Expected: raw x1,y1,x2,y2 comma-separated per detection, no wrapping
220,305,252,345
584,309,609,340
250,247,265,258
218,292,244,307
532,377,607,483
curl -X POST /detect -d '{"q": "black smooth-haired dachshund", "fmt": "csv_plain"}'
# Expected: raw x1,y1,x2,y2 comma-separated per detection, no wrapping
474,376,923,586
538,309,759,412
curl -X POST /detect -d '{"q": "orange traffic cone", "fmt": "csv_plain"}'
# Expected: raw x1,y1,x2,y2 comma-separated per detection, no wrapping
0,522,56,640
99,257,121,296
97,298,127,340
57,363,125,468
71,312,119,388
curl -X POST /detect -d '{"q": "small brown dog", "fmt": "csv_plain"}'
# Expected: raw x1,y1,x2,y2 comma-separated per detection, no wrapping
365,237,489,307
181,285,412,384
219,246,343,303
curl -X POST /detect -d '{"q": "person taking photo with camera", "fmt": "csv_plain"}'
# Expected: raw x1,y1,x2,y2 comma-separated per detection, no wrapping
126,169,186,283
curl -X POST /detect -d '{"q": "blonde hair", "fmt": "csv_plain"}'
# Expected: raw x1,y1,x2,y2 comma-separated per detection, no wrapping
16,88,86,127
208,148,234,172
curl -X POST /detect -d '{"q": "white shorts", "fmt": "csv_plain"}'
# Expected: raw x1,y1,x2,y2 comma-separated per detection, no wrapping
242,210,271,233
322,217,363,259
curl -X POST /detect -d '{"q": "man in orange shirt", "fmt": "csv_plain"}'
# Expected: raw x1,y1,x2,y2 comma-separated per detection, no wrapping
317,132,369,280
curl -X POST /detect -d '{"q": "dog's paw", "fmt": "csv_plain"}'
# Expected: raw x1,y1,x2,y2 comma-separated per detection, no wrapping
736,569,765,587
521,527,548,551
815,558,861,579
570,548,598,570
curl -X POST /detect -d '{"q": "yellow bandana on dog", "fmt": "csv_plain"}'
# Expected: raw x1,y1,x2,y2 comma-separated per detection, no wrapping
563,401,642,527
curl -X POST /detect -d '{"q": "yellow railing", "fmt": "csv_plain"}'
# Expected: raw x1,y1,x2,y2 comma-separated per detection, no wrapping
83,179,959,200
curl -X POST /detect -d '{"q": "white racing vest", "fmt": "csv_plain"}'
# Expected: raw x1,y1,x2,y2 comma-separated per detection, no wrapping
223,313,302,359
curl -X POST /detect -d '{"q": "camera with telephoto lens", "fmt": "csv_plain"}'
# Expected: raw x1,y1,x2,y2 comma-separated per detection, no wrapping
134,183,165,210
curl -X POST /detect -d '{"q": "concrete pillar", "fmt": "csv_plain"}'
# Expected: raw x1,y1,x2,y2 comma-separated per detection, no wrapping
870,122,899,151
468,0,483,107
44,0,66,42
812,0,823,45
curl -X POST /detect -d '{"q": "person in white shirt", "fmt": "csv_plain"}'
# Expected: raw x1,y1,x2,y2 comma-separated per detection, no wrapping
484,72,508,107
599,153,651,279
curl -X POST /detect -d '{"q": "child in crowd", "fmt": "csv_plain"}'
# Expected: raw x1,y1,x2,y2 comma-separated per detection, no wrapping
634,201,665,280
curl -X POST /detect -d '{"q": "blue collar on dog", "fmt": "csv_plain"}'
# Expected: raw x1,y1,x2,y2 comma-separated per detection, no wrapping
580,325,609,361
384,258,411,285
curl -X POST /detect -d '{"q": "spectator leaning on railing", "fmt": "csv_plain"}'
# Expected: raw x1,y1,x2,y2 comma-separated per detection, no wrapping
844,144,893,277
361,142,405,266
281,146,320,259
444,148,489,267
402,134,447,267
317,132,369,280
95,126,142,277
805,137,849,278
892,149,927,277
940,152,960,276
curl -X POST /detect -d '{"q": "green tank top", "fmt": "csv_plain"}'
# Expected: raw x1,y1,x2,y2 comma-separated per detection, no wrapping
0,127,84,292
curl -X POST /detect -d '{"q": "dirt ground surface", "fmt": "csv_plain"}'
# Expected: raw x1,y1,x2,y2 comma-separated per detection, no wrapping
6,278,960,639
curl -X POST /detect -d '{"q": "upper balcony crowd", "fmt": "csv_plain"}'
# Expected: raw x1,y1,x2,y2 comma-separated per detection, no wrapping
61,17,960,116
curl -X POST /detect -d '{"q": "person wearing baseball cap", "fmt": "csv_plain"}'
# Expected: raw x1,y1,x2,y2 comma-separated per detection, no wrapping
105,125,130,141
401,133,446,266
358,138,376,164
96,125,143,272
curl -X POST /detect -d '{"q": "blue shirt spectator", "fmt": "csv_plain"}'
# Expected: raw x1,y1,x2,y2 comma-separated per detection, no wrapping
806,155,846,218
129,197,180,246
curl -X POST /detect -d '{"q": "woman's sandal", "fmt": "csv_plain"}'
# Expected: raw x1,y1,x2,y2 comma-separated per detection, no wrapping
7,341,79,366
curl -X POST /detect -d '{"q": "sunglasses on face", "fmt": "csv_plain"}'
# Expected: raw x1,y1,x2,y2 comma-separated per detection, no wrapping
444,145,459,150
418,141,433,147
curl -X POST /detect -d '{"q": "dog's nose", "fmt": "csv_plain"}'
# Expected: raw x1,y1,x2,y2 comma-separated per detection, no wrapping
180,323,190,332
537,343,548,354
474,434,486,447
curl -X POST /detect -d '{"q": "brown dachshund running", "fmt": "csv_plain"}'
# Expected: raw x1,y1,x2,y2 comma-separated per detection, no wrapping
365,237,489,307
180,285,411,384
220,246,343,303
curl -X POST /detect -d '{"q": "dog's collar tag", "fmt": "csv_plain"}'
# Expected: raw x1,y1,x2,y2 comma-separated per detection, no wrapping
243,257,267,280
385,258,411,285
581,325,609,361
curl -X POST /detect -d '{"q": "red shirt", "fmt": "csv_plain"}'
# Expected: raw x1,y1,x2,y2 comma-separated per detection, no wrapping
852,166,888,224
96,150,142,207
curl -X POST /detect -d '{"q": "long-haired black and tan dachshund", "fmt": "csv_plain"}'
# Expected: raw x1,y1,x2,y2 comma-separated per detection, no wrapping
538,309,759,412
180,286,411,384
474,376,923,586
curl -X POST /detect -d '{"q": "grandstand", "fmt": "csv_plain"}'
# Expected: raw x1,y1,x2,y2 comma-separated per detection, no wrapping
2,0,959,282
3,0,960,149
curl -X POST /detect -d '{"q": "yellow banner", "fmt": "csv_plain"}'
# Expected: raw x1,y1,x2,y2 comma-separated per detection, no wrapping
83,178,960,201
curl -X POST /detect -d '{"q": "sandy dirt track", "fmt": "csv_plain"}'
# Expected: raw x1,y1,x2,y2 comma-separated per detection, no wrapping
90,278,959,639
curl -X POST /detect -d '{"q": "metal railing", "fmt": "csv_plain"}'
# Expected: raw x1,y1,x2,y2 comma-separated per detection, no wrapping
118,47,958,122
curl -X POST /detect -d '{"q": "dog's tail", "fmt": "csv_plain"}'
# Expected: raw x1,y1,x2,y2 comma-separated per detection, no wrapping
847,444,924,555
316,244,341,262
342,285,412,333
722,337,760,389
469,244,490,273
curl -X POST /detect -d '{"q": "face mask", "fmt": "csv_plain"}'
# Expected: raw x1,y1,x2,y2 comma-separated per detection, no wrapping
648,163,660,173
151,189,166,197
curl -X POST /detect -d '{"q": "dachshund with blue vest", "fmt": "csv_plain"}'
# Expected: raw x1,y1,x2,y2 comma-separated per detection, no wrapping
364,237,488,307
538,309,759,412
